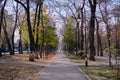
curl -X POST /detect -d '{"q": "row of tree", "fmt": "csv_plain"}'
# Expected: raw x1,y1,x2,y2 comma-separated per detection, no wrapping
52,0,120,66
0,0,58,61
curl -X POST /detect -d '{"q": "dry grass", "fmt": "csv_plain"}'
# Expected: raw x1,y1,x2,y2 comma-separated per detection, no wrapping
0,52,56,80
0,53,55,63
35,53,56,63
0,64,44,80
0,53,29,62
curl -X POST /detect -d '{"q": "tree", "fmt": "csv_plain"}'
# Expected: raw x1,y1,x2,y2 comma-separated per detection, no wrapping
0,0,4,38
98,0,112,66
88,0,97,61
14,0,35,53
0,0,14,56
44,25,58,54
17,12,27,54
80,0,85,52
0,0,6,38
32,0,43,51
0,0,7,57
11,2,19,54
112,4,120,49
63,16,75,53
95,17,103,56
31,0,44,58
3,12,14,55
64,0,86,55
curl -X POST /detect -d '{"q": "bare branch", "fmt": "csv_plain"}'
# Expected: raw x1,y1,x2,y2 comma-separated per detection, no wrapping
14,0,27,11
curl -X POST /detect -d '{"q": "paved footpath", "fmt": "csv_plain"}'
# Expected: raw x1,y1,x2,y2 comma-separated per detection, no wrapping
36,52,90,80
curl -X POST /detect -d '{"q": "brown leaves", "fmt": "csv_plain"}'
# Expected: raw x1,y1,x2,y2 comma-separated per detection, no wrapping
0,64,43,80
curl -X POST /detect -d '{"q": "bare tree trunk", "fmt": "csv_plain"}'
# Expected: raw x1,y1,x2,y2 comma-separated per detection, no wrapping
33,3,39,58
18,29,23,54
33,3,39,32
95,18,103,56
80,0,85,51
106,25,112,66
0,0,7,38
34,1,43,59
12,3,18,54
88,0,97,61
35,1,43,52
80,19,84,51
98,0,112,66
99,38,103,56
84,26,87,56
84,8,88,58
75,21,79,55
12,25,16,54
114,25,119,49
3,16,14,55
0,0,7,57
14,0,35,52
40,9,45,58
26,0,35,52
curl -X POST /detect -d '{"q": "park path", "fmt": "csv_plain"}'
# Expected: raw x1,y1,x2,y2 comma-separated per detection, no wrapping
36,51,90,80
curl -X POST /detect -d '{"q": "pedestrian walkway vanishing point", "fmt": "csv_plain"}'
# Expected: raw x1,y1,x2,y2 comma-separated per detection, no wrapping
36,51,90,80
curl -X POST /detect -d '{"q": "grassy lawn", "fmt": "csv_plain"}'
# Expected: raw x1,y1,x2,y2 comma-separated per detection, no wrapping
67,54,82,60
80,66,120,80
65,52,120,80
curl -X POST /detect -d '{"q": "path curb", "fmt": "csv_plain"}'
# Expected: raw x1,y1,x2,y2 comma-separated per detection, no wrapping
66,55,91,80
76,66,91,80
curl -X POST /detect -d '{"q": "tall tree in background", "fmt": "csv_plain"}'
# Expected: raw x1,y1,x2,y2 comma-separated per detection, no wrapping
0,0,14,56
31,0,43,58
3,11,14,55
66,0,85,55
63,16,76,53
88,0,97,61
98,0,112,66
12,2,19,54
14,0,35,52
112,4,120,49
80,0,85,52
18,13,26,54
95,17,103,56
0,0,6,57
35,0,43,58
0,0,6,39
